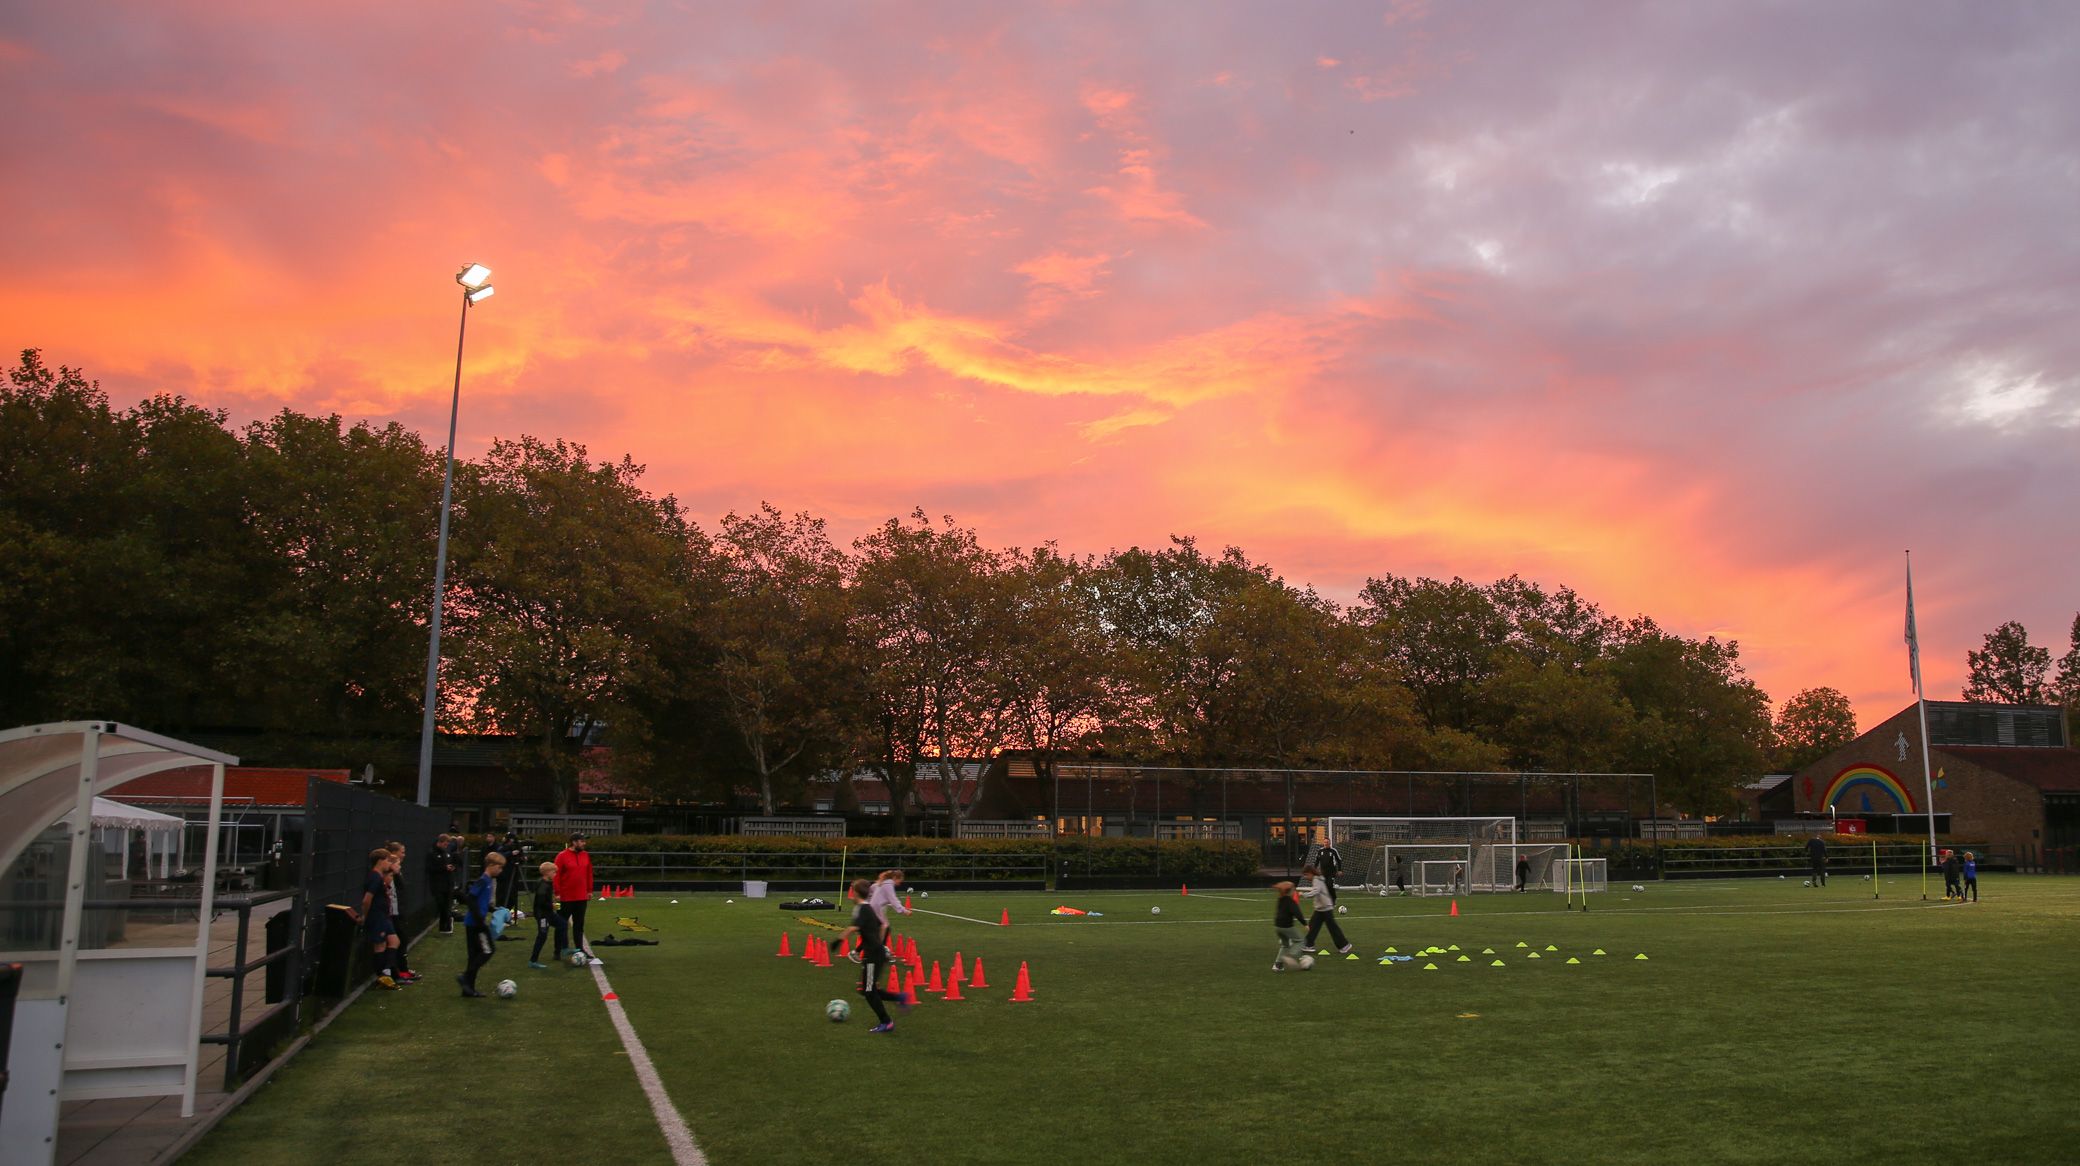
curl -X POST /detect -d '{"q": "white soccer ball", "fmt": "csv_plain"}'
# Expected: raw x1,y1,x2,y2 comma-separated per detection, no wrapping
921,890,930,898
825,998,851,1023
494,979,517,999
569,949,589,967
1801,880,1812,888
1336,904,1348,915
1151,906,1161,915
1779,875,1788,880
1297,955,1315,971
1631,884,1646,892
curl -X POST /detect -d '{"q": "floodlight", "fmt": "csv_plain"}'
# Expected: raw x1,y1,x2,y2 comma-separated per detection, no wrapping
456,263,492,290
467,284,495,304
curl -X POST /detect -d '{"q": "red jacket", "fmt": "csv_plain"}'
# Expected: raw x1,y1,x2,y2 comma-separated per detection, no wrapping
554,847,593,903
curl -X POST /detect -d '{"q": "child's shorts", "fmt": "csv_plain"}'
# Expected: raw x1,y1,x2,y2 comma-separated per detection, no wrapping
365,917,397,941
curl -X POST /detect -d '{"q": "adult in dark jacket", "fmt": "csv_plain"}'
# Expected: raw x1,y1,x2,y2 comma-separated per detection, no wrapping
1806,834,1828,887
427,833,460,933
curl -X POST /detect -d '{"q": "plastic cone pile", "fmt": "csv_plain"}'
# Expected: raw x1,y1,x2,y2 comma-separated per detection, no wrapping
1009,961,1035,1002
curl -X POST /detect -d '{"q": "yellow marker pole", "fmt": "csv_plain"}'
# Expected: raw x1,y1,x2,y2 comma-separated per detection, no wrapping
838,845,848,902
1872,840,1879,899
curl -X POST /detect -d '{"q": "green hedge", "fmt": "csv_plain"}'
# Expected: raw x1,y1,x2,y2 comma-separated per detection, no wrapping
538,833,1262,884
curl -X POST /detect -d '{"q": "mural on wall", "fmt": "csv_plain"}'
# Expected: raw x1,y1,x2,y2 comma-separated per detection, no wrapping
1822,765,1918,814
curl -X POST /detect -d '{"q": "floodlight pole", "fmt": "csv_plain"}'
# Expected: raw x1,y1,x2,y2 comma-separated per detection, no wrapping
417,273,485,806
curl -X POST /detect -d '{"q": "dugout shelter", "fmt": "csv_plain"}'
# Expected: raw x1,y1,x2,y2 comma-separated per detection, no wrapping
0,722,234,1165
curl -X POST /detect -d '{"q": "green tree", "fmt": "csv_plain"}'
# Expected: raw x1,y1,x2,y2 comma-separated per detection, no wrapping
2055,614,2080,724
446,437,689,811
236,410,443,771
996,545,1121,794
1605,618,1773,815
1963,620,2052,704
1350,574,1511,733
1771,687,1860,772
700,504,858,815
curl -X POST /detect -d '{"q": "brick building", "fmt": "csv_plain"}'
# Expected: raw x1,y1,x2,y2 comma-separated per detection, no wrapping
1790,701,2079,865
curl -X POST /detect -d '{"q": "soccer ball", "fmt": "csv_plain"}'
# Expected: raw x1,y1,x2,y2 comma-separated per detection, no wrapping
1779,875,1788,880
1631,884,1646,892
1151,906,1161,915
1297,955,1315,971
826,999,851,1023
1336,904,1347,915
569,949,589,967
1801,880,1812,887
494,979,517,999
921,890,930,898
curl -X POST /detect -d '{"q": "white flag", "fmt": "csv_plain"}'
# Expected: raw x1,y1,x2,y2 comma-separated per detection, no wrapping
1905,556,1921,694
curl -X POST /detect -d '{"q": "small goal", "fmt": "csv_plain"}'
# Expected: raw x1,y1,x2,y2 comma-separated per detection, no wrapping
1321,816,1517,894
1557,857,1608,895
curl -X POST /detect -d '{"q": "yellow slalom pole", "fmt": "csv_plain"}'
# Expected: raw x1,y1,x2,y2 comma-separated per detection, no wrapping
1872,840,1879,900
838,845,848,902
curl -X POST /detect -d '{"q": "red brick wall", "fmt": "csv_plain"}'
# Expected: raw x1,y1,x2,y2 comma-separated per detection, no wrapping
1791,703,2044,855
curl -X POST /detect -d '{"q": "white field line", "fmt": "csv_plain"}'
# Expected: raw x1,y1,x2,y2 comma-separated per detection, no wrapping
907,906,1006,927
590,963,706,1166
1033,899,1957,927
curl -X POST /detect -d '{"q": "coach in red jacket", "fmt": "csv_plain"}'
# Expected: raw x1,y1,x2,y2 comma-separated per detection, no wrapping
553,833,599,965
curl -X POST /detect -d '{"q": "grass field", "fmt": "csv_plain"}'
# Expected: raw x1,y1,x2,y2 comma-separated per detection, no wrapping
186,875,2080,1166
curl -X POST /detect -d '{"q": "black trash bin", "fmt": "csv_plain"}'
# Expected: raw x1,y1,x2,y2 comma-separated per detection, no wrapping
265,909,294,1003
313,904,361,997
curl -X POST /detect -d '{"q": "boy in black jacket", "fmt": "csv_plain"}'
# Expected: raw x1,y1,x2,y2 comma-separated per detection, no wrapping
527,860,567,968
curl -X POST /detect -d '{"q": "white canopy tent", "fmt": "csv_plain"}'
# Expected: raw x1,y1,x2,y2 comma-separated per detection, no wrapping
69,796,188,880
0,722,235,1166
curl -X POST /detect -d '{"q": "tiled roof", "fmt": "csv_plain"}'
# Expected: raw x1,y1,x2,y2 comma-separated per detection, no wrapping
112,766,351,807
1937,746,2080,792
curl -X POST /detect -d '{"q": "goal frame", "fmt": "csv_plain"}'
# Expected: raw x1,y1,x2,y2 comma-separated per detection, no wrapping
1322,816,1519,894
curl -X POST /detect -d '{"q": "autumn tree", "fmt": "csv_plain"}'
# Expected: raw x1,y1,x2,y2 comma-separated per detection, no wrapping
1772,687,1860,772
445,437,689,811
1964,620,2053,705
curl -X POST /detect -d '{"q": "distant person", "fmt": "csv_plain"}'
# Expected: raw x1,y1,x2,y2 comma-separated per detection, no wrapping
497,831,525,910
528,860,567,968
1390,855,1408,896
346,847,402,991
1515,853,1532,892
554,833,599,965
1271,880,1307,971
1941,849,1963,901
458,850,505,998
427,833,460,934
1302,866,1353,956
1961,851,1979,902
1316,842,1343,905
1806,833,1828,887
839,878,912,1034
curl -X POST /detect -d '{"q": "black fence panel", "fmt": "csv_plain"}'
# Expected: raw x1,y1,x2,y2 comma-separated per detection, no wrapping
299,779,448,995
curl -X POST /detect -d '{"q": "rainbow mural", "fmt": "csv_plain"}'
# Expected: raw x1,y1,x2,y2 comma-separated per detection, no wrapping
1822,765,1918,814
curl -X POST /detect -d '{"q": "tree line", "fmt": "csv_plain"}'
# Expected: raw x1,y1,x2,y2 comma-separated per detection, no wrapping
5,351,2075,825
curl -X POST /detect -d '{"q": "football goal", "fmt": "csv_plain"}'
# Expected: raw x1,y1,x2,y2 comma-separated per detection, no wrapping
1322,816,1518,894
1557,856,1608,895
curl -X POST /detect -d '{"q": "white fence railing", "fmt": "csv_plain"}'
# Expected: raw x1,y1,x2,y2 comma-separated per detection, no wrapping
955,819,1050,839
510,813,625,836
741,816,846,838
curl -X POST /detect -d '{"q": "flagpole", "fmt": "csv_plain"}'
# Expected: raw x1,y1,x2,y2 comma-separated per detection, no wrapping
1907,551,1939,900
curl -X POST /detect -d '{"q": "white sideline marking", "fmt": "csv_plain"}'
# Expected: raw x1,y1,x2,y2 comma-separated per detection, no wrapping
908,907,1005,927
591,963,706,1166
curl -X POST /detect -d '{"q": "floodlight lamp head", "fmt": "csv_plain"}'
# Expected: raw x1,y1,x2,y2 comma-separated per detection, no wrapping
466,284,496,304
456,263,492,290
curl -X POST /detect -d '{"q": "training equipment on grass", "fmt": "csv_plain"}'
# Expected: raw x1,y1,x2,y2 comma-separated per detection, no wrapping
1009,961,1035,1002
495,979,517,998
1151,906,1161,915
827,999,850,1022
570,949,590,967
1336,904,1347,914
969,957,989,988
1297,955,1315,970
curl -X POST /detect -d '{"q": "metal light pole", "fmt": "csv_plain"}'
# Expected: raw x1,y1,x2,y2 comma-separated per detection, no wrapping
416,263,494,806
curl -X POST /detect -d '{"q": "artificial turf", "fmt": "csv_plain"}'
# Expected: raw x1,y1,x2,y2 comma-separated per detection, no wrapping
184,875,2080,1166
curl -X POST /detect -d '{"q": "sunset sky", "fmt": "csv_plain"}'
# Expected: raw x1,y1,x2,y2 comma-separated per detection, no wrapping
4,1,2076,728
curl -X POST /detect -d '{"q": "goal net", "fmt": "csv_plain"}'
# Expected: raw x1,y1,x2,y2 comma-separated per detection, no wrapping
1493,843,1571,892
1557,857,1608,894
1321,817,1518,894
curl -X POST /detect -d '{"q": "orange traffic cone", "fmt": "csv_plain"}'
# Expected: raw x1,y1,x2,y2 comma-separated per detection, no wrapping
776,932,792,957
1450,899,1459,918
1009,961,1035,1002
950,952,966,983
818,938,833,967
904,966,922,1000
968,956,989,988
927,961,945,993
622,885,635,898
1181,884,1189,896
944,972,965,1001
801,935,818,962
838,935,851,958
1000,908,1010,927
905,894,914,911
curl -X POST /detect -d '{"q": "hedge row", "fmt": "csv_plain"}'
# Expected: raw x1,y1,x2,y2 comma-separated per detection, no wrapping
559,833,1263,883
